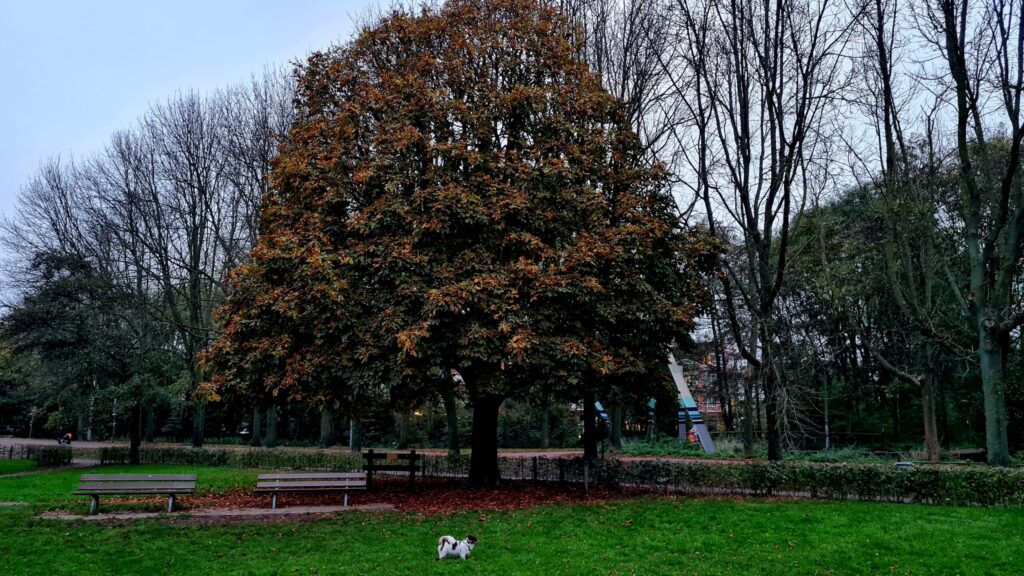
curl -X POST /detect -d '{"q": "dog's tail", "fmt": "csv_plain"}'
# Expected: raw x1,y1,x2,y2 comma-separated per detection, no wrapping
438,536,451,547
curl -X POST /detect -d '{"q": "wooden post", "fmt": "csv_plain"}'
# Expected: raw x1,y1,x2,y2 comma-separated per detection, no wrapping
532,456,539,483
365,449,374,491
558,459,565,486
409,449,417,491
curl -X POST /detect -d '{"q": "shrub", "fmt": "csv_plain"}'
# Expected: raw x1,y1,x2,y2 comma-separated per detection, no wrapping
98,447,362,471
29,446,72,467
620,434,706,457
599,459,1024,507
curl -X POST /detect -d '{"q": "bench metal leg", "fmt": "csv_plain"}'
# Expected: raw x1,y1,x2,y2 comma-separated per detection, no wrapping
272,493,278,509
344,493,349,507
90,495,99,515
167,494,176,513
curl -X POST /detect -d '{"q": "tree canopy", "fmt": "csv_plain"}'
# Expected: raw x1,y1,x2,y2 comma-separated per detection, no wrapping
205,0,719,484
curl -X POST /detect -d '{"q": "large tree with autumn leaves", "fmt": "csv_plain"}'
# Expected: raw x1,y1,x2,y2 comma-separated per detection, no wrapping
204,0,718,486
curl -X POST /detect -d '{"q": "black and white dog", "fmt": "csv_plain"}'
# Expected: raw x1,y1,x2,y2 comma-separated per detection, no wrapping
437,535,478,560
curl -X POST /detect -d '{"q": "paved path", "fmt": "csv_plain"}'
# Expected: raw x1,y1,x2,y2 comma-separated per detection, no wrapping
1,436,755,465
0,437,587,459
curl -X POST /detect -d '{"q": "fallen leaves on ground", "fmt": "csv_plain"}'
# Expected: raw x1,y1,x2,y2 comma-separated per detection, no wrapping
104,477,626,516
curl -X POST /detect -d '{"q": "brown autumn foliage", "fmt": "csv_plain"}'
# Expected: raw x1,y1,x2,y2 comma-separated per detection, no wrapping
203,0,720,486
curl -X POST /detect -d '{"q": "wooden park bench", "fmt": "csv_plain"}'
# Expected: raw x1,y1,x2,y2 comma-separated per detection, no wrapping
74,474,196,514
362,449,421,491
255,472,367,509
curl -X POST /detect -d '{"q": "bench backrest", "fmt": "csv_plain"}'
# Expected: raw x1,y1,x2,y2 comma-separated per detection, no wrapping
362,450,421,471
77,474,197,493
256,472,367,490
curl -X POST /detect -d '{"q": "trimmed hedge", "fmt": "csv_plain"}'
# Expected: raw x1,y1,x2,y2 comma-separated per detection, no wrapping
97,447,362,471
593,459,1024,507
90,447,1023,507
0,445,73,467
418,455,1023,507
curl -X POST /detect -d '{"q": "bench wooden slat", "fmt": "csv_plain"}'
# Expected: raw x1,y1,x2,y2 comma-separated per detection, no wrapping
364,465,420,472
75,479,197,487
79,474,196,482
255,487,364,493
73,491,194,497
257,473,365,480
74,474,195,514
255,481,366,490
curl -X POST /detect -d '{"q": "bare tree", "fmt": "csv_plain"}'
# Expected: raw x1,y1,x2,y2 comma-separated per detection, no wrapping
2,70,293,448
917,0,1024,466
664,0,859,459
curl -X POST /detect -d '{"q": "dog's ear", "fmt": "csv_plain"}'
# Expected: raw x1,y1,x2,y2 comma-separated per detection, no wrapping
467,535,478,544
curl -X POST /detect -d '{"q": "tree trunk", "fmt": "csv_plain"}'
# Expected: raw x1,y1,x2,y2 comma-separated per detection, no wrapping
609,405,623,450
265,404,278,448
979,331,1011,466
468,395,502,487
921,373,940,462
582,391,597,460
500,411,511,449
144,407,155,443
349,418,362,452
441,388,460,456
320,409,335,448
742,374,755,456
396,410,410,450
541,407,550,449
191,401,205,448
764,369,784,461
128,404,142,465
251,407,262,447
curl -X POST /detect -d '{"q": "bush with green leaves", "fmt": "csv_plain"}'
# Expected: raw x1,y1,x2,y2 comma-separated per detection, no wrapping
98,447,362,471
596,459,1024,507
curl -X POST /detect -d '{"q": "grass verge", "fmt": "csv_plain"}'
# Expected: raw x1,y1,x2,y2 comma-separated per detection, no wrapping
1,465,1022,575
0,459,37,475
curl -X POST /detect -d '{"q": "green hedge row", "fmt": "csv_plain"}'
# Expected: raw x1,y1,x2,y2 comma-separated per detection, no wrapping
98,447,363,471
594,459,1024,507
3,445,74,467
90,447,1023,507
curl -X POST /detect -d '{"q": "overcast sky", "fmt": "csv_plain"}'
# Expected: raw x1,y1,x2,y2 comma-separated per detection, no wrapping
0,0,365,234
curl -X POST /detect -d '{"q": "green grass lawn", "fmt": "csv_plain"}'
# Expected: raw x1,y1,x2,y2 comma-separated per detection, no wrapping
0,460,37,475
1,465,1022,575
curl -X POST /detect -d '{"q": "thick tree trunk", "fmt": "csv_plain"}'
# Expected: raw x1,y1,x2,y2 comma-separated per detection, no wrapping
609,405,623,450
582,391,597,460
191,401,205,448
468,395,502,487
979,331,1011,466
441,388,460,456
265,404,278,448
396,410,410,449
128,404,142,465
320,409,335,448
251,407,262,447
